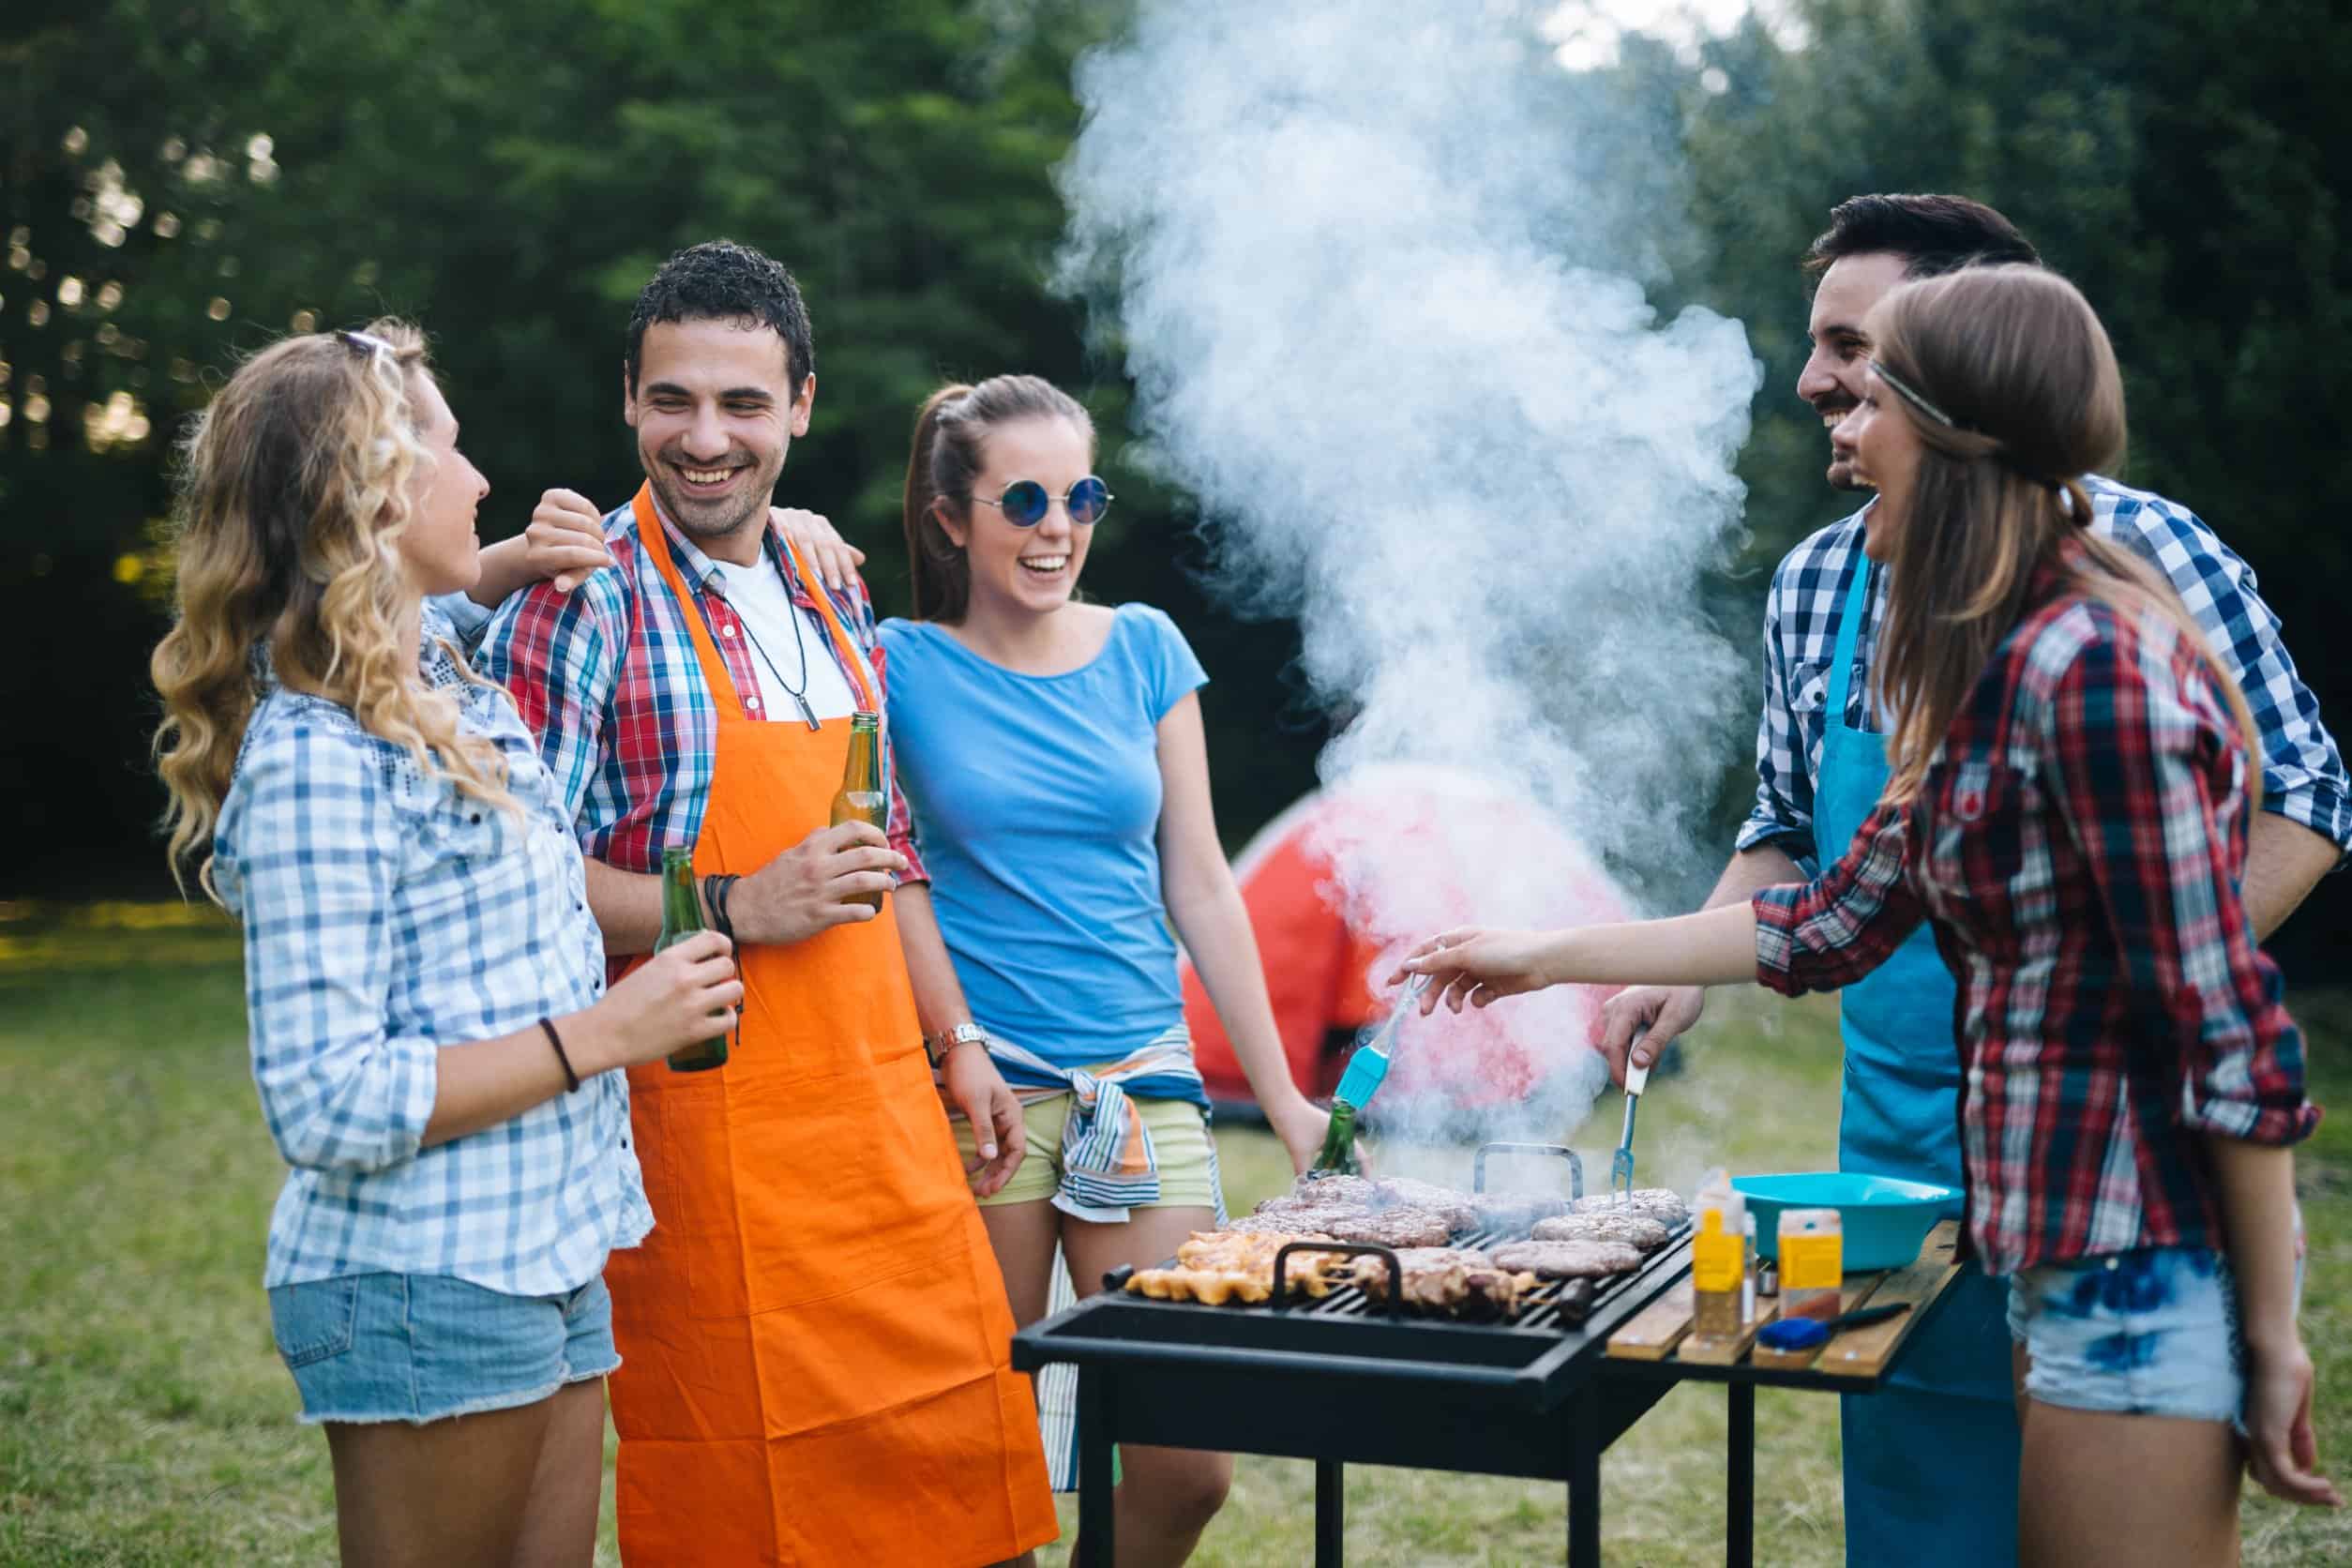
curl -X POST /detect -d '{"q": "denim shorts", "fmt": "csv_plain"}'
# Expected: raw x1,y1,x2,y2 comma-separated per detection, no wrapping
2006,1245,2244,1423
267,1271,619,1425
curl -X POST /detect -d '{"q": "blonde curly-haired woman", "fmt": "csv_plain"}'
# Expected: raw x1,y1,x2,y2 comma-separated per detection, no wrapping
151,321,740,1566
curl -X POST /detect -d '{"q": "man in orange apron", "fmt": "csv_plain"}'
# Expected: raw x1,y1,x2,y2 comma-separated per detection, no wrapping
477,240,1056,1565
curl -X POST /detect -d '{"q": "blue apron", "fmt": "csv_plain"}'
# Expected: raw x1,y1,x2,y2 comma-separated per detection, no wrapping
1817,560,2020,1567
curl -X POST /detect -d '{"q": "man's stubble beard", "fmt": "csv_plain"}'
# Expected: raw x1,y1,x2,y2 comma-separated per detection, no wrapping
645,460,778,549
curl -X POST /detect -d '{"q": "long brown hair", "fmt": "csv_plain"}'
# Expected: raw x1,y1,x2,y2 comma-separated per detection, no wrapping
900,374,1094,622
1868,265,2258,804
150,319,513,898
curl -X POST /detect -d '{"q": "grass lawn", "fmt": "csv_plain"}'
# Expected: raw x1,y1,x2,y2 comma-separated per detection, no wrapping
3,899,2346,1565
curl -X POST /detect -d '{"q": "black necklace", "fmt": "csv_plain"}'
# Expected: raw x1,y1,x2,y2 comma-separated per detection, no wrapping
726,560,822,731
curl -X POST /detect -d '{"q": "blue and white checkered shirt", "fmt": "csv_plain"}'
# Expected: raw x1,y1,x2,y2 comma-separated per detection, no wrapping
213,604,652,1295
1739,475,2351,867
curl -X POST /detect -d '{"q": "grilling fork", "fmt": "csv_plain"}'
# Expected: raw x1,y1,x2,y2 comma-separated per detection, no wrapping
1334,972,1430,1110
1609,1029,1651,1205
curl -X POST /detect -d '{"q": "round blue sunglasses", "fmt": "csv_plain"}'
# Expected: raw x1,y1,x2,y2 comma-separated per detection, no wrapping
971,475,1113,528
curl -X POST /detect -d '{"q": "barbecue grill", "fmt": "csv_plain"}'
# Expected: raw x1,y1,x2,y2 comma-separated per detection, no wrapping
1015,1140,1956,1565
1014,1144,1696,1565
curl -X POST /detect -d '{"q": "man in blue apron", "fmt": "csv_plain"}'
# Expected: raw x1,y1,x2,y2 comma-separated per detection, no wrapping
1593,193,2351,1565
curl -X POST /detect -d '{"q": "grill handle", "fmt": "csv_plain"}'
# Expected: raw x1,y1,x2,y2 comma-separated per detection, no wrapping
1474,1141,1583,1199
1272,1241,1403,1316
1102,1264,1138,1292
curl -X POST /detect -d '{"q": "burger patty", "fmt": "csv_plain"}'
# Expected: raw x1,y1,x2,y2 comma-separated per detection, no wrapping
1319,1205,1458,1249
1530,1211,1671,1252
1282,1173,1383,1208
1489,1238,1646,1280
1571,1188,1689,1229
1369,1177,1480,1231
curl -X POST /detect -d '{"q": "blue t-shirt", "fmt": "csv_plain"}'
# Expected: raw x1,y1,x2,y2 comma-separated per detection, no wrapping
878,604,1208,1071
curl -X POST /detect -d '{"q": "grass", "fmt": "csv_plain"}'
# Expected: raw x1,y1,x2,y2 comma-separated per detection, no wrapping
2,900,2345,1565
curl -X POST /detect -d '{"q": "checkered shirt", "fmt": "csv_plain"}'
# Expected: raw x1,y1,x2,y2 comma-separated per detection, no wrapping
1739,475,2350,867
1754,565,2320,1275
213,604,652,1294
470,499,925,912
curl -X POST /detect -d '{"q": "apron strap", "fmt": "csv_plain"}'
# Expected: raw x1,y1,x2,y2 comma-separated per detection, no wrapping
1826,550,1875,734
633,485,746,722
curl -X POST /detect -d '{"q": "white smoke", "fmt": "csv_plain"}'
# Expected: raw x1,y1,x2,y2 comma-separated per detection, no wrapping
1060,1,1761,1145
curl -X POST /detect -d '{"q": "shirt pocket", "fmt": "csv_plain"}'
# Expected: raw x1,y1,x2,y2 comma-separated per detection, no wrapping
1918,757,2039,957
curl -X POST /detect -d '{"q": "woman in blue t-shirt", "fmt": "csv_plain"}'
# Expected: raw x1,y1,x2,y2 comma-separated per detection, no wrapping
881,373,1324,1562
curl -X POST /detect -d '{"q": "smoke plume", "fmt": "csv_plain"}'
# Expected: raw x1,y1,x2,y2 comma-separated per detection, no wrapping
1060,1,1762,1147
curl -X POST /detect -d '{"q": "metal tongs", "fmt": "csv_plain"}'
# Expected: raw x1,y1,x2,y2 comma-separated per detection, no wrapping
1610,1028,1651,1205
1334,972,1430,1110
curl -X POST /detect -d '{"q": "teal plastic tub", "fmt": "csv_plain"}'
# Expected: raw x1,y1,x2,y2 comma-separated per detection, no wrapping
1731,1171,1962,1273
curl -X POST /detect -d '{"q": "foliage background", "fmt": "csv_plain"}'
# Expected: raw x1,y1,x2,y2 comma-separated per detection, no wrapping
3,0,2346,967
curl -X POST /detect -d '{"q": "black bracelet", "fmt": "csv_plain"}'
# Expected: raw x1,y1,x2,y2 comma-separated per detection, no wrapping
701,873,737,941
713,873,742,941
539,1018,581,1093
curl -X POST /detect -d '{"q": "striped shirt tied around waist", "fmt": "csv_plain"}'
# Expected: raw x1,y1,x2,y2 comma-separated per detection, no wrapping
972,1026,1218,1224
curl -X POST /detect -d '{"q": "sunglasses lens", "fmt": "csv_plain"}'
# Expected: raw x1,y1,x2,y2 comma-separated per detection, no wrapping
1069,476,1111,526
1001,481,1049,527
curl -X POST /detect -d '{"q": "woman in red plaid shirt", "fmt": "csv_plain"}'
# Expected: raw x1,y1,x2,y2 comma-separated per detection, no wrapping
1401,264,2335,1563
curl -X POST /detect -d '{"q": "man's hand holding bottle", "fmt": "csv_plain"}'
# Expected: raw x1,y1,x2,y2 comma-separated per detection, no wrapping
727,822,908,945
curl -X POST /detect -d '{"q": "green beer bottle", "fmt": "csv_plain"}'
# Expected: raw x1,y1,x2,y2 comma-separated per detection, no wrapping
657,846,729,1073
828,712,887,913
1309,1098,1362,1175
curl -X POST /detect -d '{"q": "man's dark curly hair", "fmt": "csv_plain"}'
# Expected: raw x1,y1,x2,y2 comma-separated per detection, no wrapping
1802,194,2042,279
626,239,815,394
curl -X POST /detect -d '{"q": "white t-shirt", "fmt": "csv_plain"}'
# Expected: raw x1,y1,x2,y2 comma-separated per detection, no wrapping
710,556,860,724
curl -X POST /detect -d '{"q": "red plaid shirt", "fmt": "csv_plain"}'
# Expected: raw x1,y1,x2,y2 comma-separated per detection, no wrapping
475,498,927,916
1754,562,2318,1275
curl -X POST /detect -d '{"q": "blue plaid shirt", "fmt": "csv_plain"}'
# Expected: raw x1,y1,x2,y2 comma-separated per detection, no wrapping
213,604,652,1295
1740,475,2351,867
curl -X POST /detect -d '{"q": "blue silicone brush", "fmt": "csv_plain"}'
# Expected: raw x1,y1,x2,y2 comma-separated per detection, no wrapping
1334,972,1430,1110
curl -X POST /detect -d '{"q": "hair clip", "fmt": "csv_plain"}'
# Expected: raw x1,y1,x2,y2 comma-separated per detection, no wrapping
338,329,397,359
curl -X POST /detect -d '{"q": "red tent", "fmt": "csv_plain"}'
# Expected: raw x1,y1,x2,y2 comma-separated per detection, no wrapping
1181,764,1632,1120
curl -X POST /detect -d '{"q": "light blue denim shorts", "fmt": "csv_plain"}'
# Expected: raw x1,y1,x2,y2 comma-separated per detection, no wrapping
267,1271,618,1425
2006,1245,2244,1423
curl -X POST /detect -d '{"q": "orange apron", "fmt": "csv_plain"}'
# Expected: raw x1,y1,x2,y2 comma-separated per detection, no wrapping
606,489,1056,1566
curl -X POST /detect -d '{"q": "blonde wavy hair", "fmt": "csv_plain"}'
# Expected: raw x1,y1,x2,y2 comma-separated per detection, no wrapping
1866,266,2259,807
151,319,513,898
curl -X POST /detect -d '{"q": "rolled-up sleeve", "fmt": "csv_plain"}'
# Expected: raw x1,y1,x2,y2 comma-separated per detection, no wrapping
219,724,438,1173
1753,800,1924,995
2044,635,2320,1145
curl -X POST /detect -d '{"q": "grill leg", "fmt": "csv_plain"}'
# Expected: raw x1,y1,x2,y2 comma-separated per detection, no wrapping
1316,1459,1345,1566
1568,1385,1602,1568
1726,1381,1755,1568
1078,1368,1116,1566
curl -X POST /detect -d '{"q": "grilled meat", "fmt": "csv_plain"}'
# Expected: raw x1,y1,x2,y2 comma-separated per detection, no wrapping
1369,1177,1480,1231
1489,1238,1646,1280
1285,1173,1382,1207
1125,1229,1349,1305
1570,1188,1688,1229
1228,1205,1370,1238
1349,1247,1536,1319
1320,1205,1458,1249
1530,1211,1671,1252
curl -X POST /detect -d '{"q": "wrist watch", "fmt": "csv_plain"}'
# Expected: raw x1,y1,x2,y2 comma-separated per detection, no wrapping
924,1021,988,1068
